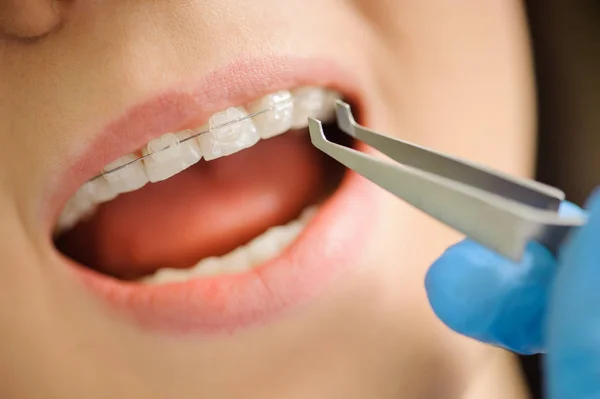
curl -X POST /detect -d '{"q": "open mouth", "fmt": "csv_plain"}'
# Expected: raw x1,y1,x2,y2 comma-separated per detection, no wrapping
55,87,350,284
48,59,378,333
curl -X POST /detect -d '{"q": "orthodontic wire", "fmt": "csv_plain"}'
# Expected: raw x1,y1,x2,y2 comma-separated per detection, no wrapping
91,97,295,182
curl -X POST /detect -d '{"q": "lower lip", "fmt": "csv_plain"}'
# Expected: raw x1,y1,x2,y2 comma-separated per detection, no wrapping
64,161,379,335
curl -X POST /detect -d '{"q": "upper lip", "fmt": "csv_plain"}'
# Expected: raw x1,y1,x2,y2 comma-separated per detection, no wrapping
45,55,363,232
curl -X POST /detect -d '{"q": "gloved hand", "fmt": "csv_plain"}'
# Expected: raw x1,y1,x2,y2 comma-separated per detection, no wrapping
425,190,600,399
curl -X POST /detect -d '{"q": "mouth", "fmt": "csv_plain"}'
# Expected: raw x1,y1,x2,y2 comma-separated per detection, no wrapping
50,58,379,334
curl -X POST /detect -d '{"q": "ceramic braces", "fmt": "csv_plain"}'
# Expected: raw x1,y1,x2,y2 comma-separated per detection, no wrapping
91,96,295,181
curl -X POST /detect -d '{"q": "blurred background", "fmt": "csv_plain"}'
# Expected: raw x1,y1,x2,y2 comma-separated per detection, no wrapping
525,0,599,397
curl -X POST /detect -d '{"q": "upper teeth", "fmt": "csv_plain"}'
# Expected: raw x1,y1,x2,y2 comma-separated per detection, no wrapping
198,106,260,161
55,87,340,234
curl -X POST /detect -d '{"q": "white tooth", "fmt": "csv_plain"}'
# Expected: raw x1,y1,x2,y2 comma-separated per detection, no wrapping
147,132,182,163
291,87,340,129
246,228,284,265
143,268,183,285
300,204,319,223
175,130,202,151
55,179,117,234
190,257,222,276
268,227,287,249
103,154,149,193
270,225,295,247
142,131,202,182
198,107,259,161
56,202,85,233
82,177,117,204
281,221,303,244
247,91,294,139
220,248,251,274
55,186,98,233
56,209,80,234
318,90,342,121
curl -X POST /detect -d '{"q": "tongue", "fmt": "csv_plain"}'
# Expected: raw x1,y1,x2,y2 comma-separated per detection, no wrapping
57,133,331,279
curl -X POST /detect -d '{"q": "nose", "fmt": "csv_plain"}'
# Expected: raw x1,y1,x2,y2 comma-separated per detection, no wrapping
0,0,68,40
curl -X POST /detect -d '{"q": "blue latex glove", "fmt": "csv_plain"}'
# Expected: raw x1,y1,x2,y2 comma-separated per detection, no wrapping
425,190,600,399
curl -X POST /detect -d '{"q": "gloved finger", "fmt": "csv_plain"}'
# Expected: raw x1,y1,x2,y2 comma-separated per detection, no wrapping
426,202,582,354
547,191,600,399
424,201,582,354
425,239,555,354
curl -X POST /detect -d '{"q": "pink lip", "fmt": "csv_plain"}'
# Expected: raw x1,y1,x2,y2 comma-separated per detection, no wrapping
51,56,378,334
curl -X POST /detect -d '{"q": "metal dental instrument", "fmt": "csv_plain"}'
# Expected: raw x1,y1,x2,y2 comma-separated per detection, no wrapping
308,100,587,261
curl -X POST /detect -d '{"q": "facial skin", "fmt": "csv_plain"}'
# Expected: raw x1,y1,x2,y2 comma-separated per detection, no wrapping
0,1,534,398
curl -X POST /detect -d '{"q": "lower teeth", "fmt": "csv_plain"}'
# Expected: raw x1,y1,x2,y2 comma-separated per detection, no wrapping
139,205,319,285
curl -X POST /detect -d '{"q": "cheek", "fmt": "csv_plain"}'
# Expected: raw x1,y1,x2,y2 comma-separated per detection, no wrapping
373,1,535,175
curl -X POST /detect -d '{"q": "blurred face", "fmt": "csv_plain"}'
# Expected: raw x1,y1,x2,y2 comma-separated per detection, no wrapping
0,1,534,398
